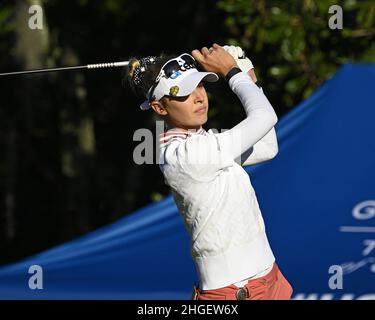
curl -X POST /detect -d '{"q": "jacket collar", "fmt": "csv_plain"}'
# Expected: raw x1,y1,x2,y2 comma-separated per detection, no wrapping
159,127,206,146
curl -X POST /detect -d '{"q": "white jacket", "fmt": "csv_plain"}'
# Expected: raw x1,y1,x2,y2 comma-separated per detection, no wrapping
159,72,279,290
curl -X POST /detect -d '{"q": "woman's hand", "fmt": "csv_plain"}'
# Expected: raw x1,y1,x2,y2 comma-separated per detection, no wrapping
191,43,238,77
223,45,257,83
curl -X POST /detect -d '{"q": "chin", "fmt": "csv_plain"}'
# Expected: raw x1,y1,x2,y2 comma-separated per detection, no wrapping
196,114,208,125
201,117,208,125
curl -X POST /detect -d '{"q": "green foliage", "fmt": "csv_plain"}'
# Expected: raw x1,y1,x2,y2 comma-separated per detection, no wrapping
217,0,375,108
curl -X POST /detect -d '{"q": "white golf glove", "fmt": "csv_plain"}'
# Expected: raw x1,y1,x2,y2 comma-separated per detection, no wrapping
223,45,254,72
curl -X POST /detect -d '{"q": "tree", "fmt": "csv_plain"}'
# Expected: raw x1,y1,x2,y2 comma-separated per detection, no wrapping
216,0,375,111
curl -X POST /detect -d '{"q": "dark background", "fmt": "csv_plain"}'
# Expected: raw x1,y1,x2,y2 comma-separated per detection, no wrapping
0,0,373,265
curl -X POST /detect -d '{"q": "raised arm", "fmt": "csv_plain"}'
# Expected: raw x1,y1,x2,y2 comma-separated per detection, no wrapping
192,44,278,164
239,127,278,166
215,71,278,160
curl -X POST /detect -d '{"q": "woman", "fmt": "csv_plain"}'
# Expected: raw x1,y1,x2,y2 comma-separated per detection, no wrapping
125,43,293,300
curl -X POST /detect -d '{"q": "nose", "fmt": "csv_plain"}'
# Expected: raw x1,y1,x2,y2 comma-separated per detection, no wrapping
192,85,205,103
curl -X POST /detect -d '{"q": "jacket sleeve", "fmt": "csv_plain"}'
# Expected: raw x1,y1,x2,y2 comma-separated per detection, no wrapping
214,72,278,163
239,127,278,166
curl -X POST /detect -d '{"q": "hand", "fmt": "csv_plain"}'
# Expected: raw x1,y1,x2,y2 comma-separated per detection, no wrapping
223,45,257,83
191,43,238,77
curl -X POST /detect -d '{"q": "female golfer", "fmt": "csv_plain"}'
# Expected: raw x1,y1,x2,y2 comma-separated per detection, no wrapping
125,43,293,300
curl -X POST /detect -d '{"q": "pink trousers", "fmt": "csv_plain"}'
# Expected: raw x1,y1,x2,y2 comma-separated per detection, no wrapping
192,263,293,300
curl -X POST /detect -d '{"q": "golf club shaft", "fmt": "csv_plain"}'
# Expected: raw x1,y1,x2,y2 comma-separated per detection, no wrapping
0,61,129,76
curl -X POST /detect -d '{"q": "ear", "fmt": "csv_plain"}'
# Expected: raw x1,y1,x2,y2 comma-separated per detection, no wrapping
151,100,168,116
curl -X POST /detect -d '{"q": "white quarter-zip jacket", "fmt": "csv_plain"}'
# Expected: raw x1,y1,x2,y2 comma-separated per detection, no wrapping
158,72,279,290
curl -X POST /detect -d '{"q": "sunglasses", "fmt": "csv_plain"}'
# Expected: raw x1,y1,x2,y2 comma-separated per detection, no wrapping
154,54,197,83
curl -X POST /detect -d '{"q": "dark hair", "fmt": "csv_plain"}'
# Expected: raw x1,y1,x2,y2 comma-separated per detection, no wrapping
122,54,176,101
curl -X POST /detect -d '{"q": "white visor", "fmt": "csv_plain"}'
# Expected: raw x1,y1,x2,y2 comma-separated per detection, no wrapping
140,68,218,110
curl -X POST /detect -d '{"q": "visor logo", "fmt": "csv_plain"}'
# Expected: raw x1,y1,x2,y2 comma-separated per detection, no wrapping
179,61,195,72
170,71,182,79
169,86,180,96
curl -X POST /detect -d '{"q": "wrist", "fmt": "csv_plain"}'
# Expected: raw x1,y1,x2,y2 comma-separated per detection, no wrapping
221,63,238,77
225,67,242,82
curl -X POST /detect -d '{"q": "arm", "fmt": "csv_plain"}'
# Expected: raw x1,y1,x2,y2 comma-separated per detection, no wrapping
238,126,278,166
214,71,278,161
223,45,278,166
192,44,278,162
239,70,278,166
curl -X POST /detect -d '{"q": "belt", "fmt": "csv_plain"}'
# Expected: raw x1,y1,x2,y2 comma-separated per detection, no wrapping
192,263,279,300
